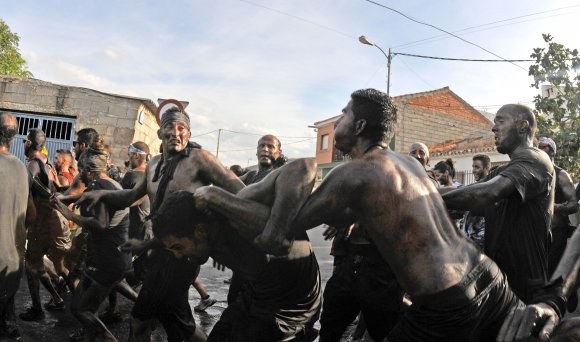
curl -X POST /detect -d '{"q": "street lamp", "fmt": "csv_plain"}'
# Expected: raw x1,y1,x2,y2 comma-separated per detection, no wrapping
359,35,392,95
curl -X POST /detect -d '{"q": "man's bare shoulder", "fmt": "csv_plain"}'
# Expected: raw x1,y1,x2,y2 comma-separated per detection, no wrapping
186,148,223,169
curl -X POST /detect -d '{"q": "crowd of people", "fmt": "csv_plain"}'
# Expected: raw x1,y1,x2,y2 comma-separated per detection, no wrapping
0,87,579,342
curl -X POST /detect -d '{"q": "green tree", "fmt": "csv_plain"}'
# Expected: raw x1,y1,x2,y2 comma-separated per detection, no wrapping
0,19,33,77
530,34,580,176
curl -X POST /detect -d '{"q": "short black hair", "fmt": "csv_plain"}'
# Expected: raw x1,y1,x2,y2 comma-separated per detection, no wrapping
350,88,397,144
434,158,455,177
472,154,490,169
258,134,281,149
0,112,17,147
27,128,46,152
77,128,100,147
151,191,212,239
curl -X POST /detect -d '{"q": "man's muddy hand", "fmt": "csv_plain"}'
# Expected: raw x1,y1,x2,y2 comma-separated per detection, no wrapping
49,195,68,214
496,303,559,342
120,239,148,254
254,230,292,256
193,186,213,210
75,190,103,212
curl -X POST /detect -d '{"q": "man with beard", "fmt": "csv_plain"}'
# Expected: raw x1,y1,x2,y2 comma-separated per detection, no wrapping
20,128,72,321
76,106,244,342
0,112,32,340
208,89,524,341
433,159,459,188
443,104,555,304
457,154,491,249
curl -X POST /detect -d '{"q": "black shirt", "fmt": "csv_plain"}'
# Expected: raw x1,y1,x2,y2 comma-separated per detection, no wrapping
81,178,131,276
121,170,152,240
484,146,554,302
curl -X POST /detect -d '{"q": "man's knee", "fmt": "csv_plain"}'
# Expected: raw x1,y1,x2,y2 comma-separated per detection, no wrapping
25,260,44,275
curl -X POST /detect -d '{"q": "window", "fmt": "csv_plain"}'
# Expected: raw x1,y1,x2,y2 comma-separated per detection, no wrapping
321,134,329,150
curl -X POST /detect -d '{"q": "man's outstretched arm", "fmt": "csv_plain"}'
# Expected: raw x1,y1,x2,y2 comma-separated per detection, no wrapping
195,158,316,244
76,167,148,210
443,175,516,214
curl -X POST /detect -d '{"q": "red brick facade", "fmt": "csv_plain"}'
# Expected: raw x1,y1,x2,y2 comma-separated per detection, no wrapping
312,87,492,165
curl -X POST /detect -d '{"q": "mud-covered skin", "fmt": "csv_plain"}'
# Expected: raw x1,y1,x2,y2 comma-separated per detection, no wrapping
294,149,480,296
75,116,242,342
253,96,481,297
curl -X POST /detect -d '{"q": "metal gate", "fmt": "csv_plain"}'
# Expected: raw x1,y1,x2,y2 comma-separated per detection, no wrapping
7,111,76,163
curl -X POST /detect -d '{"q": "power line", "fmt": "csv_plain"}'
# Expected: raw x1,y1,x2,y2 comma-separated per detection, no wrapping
190,129,219,138
395,52,534,62
238,0,356,39
398,57,434,88
219,137,316,153
393,5,580,49
220,128,315,139
362,0,528,72
191,128,315,140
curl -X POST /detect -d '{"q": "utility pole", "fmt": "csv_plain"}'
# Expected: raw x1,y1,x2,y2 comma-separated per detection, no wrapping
216,128,222,158
359,35,393,95
387,48,392,96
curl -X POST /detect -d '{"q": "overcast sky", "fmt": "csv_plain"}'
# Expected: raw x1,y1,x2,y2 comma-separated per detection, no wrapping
3,0,580,166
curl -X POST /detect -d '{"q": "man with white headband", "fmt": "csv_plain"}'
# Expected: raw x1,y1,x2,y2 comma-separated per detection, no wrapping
123,141,151,241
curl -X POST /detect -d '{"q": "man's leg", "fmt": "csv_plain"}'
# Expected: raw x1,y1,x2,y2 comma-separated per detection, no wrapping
193,277,216,312
319,265,360,342
71,275,117,342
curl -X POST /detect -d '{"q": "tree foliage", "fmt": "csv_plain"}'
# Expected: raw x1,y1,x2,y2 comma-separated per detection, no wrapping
530,34,580,177
0,19,33,77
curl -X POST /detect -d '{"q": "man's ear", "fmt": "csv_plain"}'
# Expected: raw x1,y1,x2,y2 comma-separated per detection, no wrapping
194,226,208,240
157,129,162,140
354,119,367,136
518,119,530,134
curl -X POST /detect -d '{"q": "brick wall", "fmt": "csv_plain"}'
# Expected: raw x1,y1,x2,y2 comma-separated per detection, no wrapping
0,77,159,166
393,104,492,153
314,121,335,164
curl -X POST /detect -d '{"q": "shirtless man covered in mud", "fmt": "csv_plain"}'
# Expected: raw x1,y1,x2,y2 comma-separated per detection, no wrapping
77,106,243,342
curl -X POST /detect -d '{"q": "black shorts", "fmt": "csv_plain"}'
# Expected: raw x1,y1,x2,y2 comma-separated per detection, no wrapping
132,249,200,339
387,256,524,342
209,294,291,342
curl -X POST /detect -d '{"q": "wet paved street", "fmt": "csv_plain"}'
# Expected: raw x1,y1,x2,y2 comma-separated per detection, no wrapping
13,227,339,342
11,226,580,341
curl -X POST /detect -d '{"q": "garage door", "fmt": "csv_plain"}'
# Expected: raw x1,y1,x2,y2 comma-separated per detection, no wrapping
7,111,76,163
